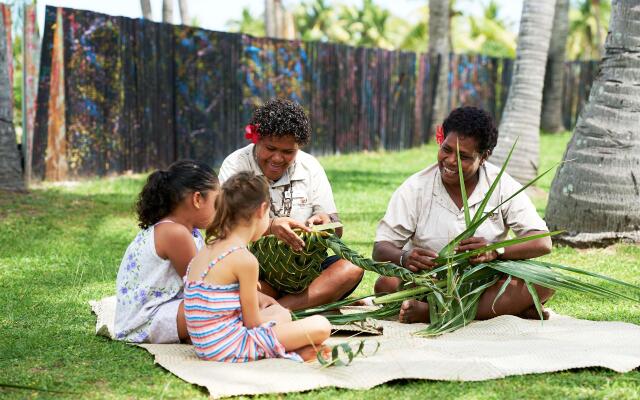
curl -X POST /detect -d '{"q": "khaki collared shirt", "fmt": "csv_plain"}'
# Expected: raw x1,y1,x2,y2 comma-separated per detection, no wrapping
219,144,338,222
375,162,548,253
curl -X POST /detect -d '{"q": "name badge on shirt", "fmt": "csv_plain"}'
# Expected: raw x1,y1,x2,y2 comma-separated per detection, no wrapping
292,189,308,205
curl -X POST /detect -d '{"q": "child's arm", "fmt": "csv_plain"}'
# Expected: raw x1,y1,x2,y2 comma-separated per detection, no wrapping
236,255,263,328
155,224,198,277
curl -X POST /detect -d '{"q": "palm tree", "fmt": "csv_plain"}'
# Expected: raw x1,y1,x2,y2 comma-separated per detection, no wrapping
339,0,396,49
429,0,450,136
460,0,516,58
294,0,349,43
567,0,610,60
399,5,428,52
226,7,265,37
0,14,24,191
140,0,152,20
490,0,557,184
541,0,570,133
546,0,640,247
265,0,276,37
178,0,189,25
162,0,173,23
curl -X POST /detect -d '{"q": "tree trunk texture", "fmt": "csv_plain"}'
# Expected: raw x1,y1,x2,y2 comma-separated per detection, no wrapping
140,0,152,20
428,0,450,136
0,14,24,191
178,0,189,25
274,0,285,39
265,0,276,38
491,0,556,184
545,0,640,247
162,0,173,23
541,0,569,133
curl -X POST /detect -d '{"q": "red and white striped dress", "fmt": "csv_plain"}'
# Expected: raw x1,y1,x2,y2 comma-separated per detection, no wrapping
183,246,302,363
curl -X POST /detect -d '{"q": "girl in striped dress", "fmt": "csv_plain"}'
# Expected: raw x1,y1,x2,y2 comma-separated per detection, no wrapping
184,171,331,362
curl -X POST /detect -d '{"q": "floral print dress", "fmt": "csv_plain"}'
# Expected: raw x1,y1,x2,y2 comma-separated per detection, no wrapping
115,221,204,343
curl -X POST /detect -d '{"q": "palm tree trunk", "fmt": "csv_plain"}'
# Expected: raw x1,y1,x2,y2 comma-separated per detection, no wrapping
491,0,556,184
178,0,189,25
541,0,569,133
162,0,173,23
265,0,276,37
428,0,450,136
0,13,24,191
274,0,284,38
546,0,640,247
140,0,152,20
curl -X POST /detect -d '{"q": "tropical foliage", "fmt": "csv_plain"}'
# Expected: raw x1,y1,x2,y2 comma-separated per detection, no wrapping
567,0,610,60
225,0,608,61
226,7,266,37
453,0,516,58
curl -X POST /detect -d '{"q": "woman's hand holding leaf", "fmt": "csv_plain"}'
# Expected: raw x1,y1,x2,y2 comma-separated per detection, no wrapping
404,248,439,272
270,217,310,252
456,237,498,264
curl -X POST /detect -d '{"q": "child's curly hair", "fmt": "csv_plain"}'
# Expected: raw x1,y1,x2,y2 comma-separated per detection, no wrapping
250,98,311,146
442,106,499,155
136,160,218,229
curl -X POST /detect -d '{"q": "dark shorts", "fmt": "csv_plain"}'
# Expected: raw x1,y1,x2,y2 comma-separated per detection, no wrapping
321,255,363,300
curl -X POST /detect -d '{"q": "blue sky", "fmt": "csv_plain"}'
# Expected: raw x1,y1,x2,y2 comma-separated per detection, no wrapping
37,0,522,34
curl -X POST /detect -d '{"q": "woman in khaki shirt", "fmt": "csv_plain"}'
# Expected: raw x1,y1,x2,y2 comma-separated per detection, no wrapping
219,98,364,310
374,107,553,323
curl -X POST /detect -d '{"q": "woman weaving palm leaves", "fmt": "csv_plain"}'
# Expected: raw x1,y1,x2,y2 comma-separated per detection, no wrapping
374,107,553,323
219,98,364,311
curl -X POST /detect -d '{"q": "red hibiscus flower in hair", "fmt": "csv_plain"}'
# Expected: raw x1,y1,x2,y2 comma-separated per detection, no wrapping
245,124,260,144
435,125,445,145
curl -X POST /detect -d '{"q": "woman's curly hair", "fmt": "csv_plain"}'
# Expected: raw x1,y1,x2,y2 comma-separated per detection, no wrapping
442,106,499,155
250,98,311,146
136,160,219,229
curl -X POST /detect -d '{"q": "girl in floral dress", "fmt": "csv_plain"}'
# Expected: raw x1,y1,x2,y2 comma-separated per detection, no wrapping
115,160,219,343
184,171,331,362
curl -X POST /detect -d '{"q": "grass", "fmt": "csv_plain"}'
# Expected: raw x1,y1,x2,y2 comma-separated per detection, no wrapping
1,131,639,399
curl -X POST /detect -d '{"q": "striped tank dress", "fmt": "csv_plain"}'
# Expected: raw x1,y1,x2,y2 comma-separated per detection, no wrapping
183,246,302,363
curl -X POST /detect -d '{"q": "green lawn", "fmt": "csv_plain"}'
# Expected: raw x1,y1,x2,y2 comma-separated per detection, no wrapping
1,132,639,399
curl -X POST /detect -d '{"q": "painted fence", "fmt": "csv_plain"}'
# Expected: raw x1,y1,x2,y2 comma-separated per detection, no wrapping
32,6,598,180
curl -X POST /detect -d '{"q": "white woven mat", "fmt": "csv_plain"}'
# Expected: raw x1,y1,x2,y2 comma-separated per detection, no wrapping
90,296,640,398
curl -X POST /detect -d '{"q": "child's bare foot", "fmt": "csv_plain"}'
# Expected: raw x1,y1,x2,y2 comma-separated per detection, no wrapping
518,305,550,320
297,345,331,362
398,300,429,323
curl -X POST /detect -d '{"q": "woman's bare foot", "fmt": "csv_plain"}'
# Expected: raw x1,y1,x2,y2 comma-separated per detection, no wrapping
297,345,331,362
398,300,429,323
517,305,550,320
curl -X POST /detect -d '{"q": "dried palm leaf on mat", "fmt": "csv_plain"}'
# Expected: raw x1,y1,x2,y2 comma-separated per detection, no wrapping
294,140,640,336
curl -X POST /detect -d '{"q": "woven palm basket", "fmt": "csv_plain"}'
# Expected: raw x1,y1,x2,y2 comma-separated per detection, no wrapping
250,225,421,294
